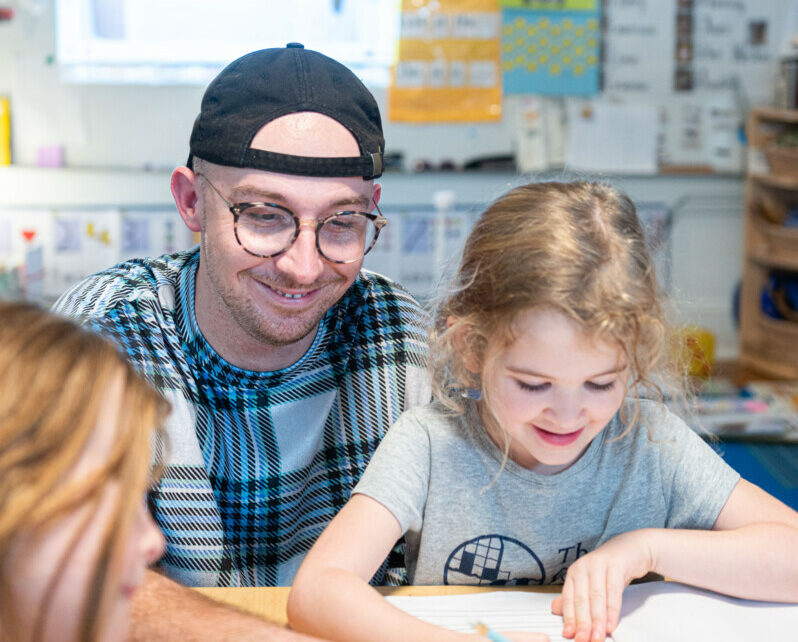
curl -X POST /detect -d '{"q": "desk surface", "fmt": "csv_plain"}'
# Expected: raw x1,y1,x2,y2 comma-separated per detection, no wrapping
195,585,560,627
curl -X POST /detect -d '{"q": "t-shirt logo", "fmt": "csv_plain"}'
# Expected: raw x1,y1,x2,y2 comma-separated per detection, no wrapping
444,534,545,585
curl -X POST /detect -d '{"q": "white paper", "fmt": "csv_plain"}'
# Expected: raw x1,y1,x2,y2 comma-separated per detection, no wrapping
363,206,475,303
25,246,45,301
394,61,426,88
693,0,785,105
602,0,675,97
121,216,151,254
401,12,428,39
0,219,12,253
0,209,55,302
510,96,567,172
120,209,193,260
451,13,499,40
613,582,798,642
566,100,659,174
512,96,549,173
50,210,121,298
658,91,744,173
386,591,569,641
55,218,82,252
385,582,798,642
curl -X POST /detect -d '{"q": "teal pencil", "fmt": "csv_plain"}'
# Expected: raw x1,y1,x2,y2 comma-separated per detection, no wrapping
473,621,513,642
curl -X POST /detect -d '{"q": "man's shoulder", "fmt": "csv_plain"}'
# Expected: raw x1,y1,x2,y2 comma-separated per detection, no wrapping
331,270,430,365
355,269,422,302
52,249,197,320
345,269,429,328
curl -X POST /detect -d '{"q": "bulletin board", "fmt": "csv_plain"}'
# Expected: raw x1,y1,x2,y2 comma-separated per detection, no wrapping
602,0,785,102
522,0,789,174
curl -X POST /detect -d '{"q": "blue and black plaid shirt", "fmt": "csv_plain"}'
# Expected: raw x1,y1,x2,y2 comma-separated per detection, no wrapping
54,248,430,586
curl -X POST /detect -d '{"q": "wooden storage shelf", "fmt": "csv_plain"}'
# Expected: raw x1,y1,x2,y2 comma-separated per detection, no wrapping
748,107,798,125
750,172,798,190
747,218,798,270
739,107,798,379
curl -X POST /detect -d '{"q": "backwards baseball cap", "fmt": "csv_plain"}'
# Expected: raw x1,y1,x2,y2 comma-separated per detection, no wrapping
188,43,384,180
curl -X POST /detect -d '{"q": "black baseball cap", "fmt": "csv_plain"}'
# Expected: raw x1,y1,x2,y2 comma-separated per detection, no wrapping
187,43,384,180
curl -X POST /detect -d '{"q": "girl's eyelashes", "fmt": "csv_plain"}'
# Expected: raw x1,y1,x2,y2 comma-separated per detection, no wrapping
515,379,617,392
586,380,616,392
516,380,550,392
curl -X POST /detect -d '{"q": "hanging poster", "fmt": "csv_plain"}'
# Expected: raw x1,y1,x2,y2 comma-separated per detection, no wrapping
500,0,600,95
602,0,675,97
389,0,502,122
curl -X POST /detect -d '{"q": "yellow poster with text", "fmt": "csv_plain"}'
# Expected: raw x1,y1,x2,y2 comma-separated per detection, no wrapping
0,97,10,165
389,0,501,122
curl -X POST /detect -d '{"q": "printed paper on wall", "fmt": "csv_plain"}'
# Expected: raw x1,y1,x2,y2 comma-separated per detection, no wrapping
389,0,502,122
500,0,600,95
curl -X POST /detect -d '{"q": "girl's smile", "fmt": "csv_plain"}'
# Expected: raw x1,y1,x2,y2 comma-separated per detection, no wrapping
532,425,584,446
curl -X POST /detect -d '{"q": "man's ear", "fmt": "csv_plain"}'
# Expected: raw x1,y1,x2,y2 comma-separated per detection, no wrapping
447,316,480,374
171,167,202,233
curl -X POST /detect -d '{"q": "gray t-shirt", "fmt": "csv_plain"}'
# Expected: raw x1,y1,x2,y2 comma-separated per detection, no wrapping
354,398,740,586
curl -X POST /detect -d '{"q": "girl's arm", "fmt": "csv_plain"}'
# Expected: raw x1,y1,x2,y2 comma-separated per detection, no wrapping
551,479,798,642
648,478,798,600
287,494,546,642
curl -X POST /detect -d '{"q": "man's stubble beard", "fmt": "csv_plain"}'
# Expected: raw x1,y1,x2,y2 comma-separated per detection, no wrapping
209,265,345,349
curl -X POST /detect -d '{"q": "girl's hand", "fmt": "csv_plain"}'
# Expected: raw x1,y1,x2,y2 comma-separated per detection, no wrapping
550,530,653,642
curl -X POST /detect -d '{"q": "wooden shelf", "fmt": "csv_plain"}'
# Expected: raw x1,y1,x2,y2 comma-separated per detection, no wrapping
747,218,798,270
749,107,798,124
740,107,798,379
749,172,798,190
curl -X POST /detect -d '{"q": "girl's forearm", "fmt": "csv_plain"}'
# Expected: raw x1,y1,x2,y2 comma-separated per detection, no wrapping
644,524,798,603
287,567,480,642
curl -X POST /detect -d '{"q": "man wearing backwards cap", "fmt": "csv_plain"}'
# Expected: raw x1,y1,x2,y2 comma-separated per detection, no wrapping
54,44,429,639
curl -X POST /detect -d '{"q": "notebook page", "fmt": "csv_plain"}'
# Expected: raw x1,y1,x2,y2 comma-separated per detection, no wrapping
386,591,572,641
612,581,798,642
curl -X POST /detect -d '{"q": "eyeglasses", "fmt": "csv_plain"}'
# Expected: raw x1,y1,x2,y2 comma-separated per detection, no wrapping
196,173,387,264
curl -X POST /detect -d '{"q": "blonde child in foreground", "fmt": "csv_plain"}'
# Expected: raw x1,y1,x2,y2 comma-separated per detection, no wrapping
0,301,167,642
287,181,798,642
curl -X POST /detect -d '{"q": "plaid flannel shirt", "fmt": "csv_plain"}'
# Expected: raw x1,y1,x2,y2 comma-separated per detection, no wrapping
54,249,430,586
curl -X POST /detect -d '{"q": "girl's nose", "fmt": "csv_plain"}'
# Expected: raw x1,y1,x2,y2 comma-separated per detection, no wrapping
549,390,586,430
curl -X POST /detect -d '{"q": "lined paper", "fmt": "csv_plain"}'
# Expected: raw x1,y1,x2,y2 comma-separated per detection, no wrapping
386,591,570,641
385,583,798,642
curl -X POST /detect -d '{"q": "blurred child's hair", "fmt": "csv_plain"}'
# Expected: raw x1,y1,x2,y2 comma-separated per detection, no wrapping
429,181,677,431
0,301,169,642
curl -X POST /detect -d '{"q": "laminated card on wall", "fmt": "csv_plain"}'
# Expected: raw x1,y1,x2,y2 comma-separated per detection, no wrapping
389,0,501,122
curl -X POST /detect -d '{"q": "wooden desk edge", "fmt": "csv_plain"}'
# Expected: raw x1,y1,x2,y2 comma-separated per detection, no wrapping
194,585,561,628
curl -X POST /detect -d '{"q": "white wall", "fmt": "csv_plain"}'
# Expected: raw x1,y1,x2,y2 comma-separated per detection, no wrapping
0,1,746,358
1,1,514,170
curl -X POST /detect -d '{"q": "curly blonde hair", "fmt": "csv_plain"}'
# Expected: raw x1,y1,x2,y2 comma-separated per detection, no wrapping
429,181,678,433
0,302,169,642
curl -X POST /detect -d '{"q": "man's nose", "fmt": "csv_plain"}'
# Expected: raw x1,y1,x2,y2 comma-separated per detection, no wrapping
273,224,325,285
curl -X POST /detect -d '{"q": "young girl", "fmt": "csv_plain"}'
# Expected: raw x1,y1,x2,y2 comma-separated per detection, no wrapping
287,181,798,642
0,301,168,642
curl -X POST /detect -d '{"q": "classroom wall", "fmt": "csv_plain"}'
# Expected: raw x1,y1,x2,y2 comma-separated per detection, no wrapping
0,1,765,359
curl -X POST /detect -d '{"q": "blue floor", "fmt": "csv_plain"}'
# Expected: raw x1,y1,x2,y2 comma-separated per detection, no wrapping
717,441,798,512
